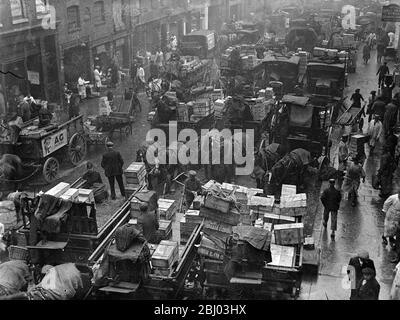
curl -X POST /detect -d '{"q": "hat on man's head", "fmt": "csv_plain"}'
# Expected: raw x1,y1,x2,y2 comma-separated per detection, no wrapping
106,141,114,147
189,170,197,177
362,267,375,275
358,250,369,259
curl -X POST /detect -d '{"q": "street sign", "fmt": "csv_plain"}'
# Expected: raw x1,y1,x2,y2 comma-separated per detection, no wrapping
382,4,400,22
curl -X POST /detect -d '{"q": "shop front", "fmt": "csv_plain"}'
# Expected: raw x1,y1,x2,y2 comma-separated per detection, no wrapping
114,36,130,69
63,42,91,87
0,26,61,113
92,42,113,74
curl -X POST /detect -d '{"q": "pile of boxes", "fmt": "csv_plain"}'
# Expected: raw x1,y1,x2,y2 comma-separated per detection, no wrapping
313,47,327,57
298,51,308,75
177,103,189,122
343,33,355,47
192,99,212,118
158,198,178,220
151,240,179,277
155,219,172,241
213,98,227,119
338,51,349,63
124,162,146,196
46,182,95,204
348,134,368,158
196,181,305,289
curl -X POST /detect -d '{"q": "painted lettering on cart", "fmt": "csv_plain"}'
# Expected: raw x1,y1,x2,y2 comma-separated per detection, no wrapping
41,129,68,157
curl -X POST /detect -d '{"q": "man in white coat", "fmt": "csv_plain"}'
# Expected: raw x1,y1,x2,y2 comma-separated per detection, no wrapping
368,114,383,154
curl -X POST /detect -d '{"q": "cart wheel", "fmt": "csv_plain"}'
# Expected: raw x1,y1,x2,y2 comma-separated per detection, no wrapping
43,157,59,183
68,133,87,166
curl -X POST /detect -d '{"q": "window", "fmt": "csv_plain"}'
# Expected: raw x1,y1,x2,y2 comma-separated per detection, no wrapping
67,5,80,31
36,0,48,15
93,1,105,24
10,0,26,20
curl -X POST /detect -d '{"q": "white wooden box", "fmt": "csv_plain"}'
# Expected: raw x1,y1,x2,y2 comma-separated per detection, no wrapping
45,182,71,198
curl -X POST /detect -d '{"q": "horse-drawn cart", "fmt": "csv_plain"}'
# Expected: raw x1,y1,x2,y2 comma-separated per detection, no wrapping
84,90,137,145
0,115,87,185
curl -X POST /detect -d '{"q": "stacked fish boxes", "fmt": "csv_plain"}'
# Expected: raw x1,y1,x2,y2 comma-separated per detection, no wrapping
177,103,189,122
158,198,177,220
313,47,327,57
213,99,226,119
267,244,296,268
248,195,275,220
156,219,172,241
343,33,355,47
281,184,297,197
45,182,71,198
210,89,224,102
180,209,201,245
151,240,179,277
124,162,146,194
349,134,367,158
298,51,308,75
192,99,212,117
280,193,307,216
60,188,79,202
250,97,268,121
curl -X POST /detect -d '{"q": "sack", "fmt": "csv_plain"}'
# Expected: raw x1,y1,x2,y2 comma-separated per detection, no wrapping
115,224,142,252
372,174,380,190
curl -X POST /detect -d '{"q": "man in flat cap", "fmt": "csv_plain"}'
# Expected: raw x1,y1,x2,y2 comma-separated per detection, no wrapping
355,267,380,300
320,178,342,240
184,170,202,209
347,250,376,300
101,141,126,200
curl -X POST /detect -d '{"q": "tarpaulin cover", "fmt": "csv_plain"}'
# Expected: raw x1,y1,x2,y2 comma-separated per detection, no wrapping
291,148,312,165
28,263,83,300
107,242,146,262
232,225,272,252
0,260,31,295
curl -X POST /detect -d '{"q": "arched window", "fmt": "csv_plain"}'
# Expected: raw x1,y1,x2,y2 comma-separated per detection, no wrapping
93,1,105,24
67,5,80,32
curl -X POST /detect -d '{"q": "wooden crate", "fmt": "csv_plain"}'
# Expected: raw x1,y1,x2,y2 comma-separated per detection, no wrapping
60,188,79,202
151,240,179,268
204,194,231,214
199,207,240,226
45,182,71,198
263,213,296,225
78,188,95,204
274,223,304,245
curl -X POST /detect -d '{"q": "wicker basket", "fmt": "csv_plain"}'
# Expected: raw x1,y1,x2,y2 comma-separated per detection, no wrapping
8,245,29,261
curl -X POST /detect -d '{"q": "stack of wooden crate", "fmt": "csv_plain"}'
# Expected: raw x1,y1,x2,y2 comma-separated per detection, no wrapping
155,219,172,241
349,134,367,158
274,223,304,246
60,188,79,202
180,209,202,244
45,182,71,198
151,240,179,277
124,162,146,196
279,193,307,216
158,198,177,220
